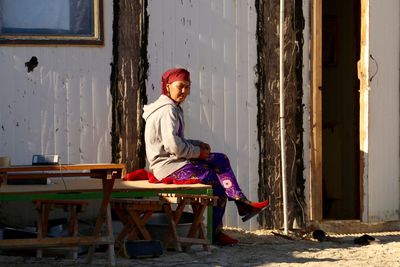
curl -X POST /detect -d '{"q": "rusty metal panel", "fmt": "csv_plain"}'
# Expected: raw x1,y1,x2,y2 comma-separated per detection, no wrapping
147,0,258,230
0,2,113,167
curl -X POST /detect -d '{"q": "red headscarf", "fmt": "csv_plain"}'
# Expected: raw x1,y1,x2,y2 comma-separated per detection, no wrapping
161,68,191,95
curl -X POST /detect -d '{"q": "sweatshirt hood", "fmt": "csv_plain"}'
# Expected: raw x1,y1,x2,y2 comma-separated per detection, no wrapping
142,94,176,121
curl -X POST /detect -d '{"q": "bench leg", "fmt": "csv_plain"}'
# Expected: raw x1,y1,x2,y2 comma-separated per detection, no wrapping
106,205,116,267
113,208,139,249
36,203,51,258
162,204,182,252
85,205,115,266
188,203,209,251
86,174,116,267
158,194,216,252
65,205,79,260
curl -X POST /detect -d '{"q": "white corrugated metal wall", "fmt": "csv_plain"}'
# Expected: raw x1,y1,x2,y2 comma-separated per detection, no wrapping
0,2,113,225
146,0,260,230
0,3,113,166
0,0,398,230
365,0,400,222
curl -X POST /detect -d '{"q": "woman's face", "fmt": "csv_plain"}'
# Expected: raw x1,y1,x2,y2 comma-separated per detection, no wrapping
166,80,191,103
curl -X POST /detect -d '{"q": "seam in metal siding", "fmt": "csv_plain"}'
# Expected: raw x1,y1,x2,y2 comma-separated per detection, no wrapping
147,0,258,230
0,3,113,166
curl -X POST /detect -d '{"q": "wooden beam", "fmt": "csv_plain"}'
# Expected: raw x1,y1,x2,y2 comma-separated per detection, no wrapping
310,0,323,221
0,236,114,250
358,0,369,222
309,220,400,234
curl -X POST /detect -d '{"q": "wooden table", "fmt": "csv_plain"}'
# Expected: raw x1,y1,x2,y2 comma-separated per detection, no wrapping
0,164,125,266
0,170,214,264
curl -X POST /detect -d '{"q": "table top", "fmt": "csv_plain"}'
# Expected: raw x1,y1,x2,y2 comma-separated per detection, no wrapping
0,163,126,173
0,178,211,194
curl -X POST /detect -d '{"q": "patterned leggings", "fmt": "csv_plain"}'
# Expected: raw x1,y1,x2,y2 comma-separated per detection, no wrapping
169,153,246,236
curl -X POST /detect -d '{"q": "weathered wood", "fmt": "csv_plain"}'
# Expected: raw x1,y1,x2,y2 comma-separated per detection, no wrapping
33,199,88,259
177,237,208,245
0,164,123,266
111,0,148,172
358,0,368,220
160,195,212,252
309,220,400,234
0,164,125,173
0,178,212,196
256,0,305,229
0,236,114,249
111,198,164,243
310,0,323,221
6,173,91,180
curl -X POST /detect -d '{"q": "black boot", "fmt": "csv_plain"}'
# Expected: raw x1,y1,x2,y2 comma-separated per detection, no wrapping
234,198,269,222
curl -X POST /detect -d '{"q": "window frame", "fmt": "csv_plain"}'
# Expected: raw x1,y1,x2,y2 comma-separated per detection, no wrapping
0,0,104,45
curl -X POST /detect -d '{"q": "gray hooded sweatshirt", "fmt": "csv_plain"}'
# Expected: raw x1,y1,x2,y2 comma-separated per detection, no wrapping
142,94,201,180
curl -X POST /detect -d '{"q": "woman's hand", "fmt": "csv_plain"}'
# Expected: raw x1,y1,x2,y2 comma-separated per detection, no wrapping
199,142,211,160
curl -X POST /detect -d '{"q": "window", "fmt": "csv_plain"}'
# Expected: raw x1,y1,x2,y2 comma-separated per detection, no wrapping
0,0,103,45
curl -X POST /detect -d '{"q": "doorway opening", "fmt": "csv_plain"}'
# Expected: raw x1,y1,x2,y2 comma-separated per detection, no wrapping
321,0,361,219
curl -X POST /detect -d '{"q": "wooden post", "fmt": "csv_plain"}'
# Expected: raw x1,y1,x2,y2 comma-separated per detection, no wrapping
310,0,323,221
256,0,305,229
111,0,148,172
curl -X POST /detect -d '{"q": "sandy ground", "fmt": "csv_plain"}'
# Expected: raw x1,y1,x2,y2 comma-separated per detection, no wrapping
0,228,400,267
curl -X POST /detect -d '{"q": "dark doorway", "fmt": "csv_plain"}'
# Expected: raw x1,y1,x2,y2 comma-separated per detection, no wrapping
322,0,361,219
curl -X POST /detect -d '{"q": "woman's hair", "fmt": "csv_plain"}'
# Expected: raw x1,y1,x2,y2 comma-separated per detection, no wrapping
161,68,191,95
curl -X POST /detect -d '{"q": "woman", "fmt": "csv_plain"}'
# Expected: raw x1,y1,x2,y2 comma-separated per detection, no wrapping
142,67,269,246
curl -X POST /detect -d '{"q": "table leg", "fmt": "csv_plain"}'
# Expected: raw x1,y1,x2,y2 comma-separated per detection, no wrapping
206,188,214,242
35,202,51,258
106,204,116,266
35,202,44,258
68,205,79,259
86,170,116,266
162,204,182,251
113,207,140,247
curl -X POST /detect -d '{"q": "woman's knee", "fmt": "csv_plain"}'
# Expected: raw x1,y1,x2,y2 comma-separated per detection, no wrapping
212,152,230,164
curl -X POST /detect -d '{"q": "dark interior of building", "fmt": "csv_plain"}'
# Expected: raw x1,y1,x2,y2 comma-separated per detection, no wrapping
322,0,361,219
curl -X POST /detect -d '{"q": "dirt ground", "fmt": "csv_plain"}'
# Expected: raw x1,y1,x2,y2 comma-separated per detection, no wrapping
1,228,400,267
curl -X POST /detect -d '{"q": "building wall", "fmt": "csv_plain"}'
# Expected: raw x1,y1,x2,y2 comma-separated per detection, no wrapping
0,1,113,225
146,0,259,230
366,0,400,222
0,3,113,166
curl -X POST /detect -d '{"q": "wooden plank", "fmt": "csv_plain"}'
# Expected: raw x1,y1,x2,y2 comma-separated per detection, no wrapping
177,236,209,245
0,163,125,172
6,172,91,180
309,220,400,234
358,0,368,221
0,178,211,196
0,236,114,249
310,0,323,221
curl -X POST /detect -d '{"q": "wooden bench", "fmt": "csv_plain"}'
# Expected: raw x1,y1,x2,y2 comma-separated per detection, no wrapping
0,164,125,267
33,199,89,259
0,177,213,263
110,193,218,252
111,198,165,250
158,193,218,252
